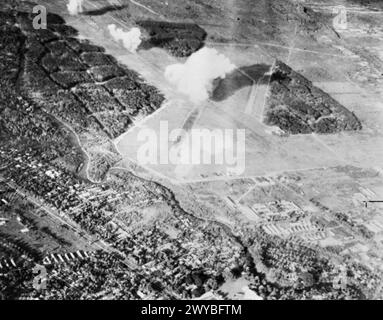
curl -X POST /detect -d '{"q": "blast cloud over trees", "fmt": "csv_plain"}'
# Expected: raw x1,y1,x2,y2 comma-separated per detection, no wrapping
165,47,236,102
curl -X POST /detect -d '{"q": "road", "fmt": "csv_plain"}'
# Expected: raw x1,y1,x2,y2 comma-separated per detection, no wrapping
129,0,159,16
46,111,95,182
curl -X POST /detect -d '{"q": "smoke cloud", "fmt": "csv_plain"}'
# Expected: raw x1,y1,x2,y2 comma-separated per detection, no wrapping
165,47,236,102
67,0,84,16
108,24,142,53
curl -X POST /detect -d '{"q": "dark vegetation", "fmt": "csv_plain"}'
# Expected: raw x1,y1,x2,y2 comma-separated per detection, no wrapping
137,20,207,57
264,60,362,134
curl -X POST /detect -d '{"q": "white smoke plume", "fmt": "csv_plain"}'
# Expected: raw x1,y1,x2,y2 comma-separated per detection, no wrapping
67,0,84,16
108,24,142,53
165,47,236,102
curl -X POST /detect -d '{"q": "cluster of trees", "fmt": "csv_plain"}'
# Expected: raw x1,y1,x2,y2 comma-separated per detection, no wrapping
137,20,207,57
265,61,362,134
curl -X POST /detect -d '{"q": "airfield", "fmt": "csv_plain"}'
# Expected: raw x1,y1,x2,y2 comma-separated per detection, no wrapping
32,0,383,185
